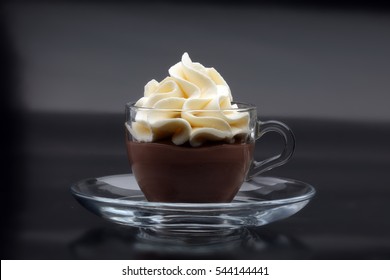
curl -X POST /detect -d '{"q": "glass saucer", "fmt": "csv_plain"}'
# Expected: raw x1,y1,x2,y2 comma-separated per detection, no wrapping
71,174,315,234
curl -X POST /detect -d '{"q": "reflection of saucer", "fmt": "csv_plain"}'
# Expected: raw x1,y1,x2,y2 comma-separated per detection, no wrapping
135,227,310,258
71,174,315,233
69,226,310,259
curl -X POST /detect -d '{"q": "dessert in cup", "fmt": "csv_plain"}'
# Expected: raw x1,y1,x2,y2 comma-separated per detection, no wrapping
125,53,295,203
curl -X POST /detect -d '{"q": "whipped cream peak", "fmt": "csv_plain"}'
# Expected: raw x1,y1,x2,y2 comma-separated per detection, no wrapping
128,53,250,147
168,52,232,101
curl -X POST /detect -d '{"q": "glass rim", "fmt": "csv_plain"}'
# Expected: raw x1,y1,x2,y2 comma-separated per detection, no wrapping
125,101,257,112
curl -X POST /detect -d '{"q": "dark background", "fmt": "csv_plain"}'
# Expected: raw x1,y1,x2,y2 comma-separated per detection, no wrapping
1,0,390,259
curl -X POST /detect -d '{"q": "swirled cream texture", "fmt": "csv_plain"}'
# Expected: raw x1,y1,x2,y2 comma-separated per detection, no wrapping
127,53,250,147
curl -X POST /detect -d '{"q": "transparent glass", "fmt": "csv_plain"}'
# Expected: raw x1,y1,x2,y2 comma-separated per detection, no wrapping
71,174,315,234
125,102,295,203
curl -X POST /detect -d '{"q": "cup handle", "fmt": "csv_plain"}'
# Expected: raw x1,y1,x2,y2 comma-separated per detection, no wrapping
246,120,295,180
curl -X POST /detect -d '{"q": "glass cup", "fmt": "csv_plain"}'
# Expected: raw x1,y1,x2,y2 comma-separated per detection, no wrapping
125,102,295,203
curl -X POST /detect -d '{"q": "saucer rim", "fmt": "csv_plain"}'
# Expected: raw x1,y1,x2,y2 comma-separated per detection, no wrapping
70,174,316,209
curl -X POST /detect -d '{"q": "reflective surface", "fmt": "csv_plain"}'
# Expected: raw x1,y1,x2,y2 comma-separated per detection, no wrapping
71,174,315,232
3,113,390,259
69,227,310,259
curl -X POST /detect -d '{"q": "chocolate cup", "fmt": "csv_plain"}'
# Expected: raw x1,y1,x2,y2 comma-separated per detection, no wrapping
126,141,254,203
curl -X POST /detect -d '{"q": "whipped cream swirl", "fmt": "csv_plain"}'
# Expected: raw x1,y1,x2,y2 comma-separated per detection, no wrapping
127,53,250,147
